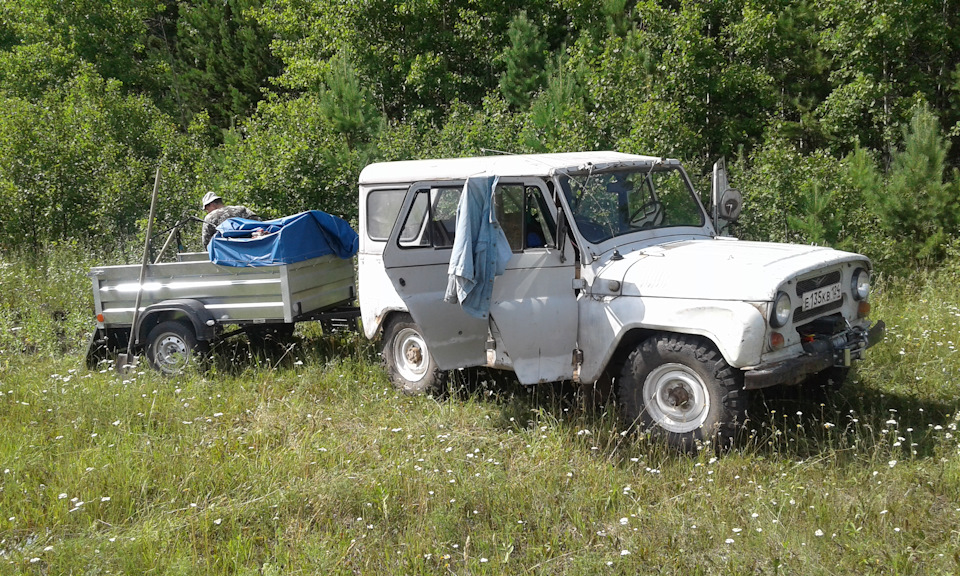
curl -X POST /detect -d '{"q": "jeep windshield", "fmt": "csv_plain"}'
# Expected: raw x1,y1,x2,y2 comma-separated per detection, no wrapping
558,166,705,244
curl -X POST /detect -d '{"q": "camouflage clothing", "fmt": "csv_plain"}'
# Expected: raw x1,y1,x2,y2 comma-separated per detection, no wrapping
202,205,260,247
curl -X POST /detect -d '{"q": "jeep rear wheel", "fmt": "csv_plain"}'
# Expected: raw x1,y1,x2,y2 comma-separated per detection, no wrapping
382,314,446,395
619,334,746,451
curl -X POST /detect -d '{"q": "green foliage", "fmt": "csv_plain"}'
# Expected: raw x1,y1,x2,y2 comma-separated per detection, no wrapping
498,11,547,110
259,0,566,119
0,0,959,274
171,0,281,130
213,94,372,224
737,140,849,244
0,0,164,94
0,66,188,252
318,56,384,149
854,105,960,270
522,57,597,153
814,0,960,162
433,97,526,158
0,246,97,357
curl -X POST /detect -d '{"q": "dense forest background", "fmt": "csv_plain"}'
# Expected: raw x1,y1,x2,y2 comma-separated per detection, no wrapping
1,0,958,274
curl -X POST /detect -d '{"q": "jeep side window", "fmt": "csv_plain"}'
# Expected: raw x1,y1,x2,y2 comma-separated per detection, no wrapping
496,185,524,250
526,186,555,248
398,186,461,248
366,189,406,241
495,184,556,251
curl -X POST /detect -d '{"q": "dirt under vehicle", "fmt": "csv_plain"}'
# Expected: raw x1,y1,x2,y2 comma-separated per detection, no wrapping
358,151,885,449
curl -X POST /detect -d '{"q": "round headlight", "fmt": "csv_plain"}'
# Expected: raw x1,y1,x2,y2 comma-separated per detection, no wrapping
851,268,870,300
771,291,792,327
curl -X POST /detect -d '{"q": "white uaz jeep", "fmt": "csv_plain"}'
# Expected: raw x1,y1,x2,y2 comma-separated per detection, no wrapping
357,152,884,449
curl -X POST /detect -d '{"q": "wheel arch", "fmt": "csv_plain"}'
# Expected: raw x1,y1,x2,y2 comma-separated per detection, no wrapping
134,299,217,349
578,298,766,384
595,327,734,385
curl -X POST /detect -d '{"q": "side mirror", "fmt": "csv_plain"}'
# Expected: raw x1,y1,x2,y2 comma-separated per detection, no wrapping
717,187,742,221
711,157,742,235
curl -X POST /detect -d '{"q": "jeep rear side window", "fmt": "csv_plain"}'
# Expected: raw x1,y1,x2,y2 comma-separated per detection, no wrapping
397,186,461,248
366,189,406,241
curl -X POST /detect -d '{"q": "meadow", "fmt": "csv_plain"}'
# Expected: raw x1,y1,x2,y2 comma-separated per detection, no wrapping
0,248,958,575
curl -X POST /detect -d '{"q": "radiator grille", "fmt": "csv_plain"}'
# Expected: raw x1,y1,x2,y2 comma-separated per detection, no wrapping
793,270,844,323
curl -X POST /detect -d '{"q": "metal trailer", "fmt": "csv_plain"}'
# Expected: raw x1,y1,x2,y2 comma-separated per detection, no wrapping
86,251,358,373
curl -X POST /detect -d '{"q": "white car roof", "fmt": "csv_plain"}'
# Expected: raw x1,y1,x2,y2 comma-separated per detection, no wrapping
359,151,673,185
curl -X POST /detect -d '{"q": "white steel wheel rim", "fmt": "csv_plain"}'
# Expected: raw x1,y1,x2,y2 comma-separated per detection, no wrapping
155,333,189,371
642,363,710,433
393,327,428,382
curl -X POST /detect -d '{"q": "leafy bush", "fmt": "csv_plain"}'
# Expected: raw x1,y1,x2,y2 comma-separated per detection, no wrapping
0,66,187,253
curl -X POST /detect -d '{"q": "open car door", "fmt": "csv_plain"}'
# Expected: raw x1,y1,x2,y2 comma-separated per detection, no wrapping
382,178,579,383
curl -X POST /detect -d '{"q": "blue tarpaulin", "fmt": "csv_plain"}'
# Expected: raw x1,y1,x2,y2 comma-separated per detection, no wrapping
208,210,359,267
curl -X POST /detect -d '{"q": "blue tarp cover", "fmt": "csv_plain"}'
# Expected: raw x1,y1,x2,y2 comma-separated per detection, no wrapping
208,210,359,267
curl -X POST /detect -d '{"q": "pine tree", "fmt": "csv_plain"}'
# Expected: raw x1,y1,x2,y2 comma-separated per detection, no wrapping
859,104,960,265
319,56,383,149
174,0,281,130
499,11,547,110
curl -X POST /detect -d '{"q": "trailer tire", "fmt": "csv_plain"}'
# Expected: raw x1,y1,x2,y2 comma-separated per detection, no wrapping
382,314,445,395
146,321,198,375
619,334,746,452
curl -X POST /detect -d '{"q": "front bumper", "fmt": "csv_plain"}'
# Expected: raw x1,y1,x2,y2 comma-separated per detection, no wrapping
743,320,885,390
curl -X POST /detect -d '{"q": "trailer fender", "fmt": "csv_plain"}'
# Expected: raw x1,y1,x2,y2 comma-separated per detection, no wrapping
134,299,218,346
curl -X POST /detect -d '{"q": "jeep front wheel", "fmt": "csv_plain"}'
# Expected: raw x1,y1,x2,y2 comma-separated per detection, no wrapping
619,334,746,451
382,314,445,395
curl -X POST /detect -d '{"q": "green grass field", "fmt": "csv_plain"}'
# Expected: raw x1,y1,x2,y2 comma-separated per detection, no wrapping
1,250,959,575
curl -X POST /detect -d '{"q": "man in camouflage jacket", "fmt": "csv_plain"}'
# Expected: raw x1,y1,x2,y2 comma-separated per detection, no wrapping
201,191,261,248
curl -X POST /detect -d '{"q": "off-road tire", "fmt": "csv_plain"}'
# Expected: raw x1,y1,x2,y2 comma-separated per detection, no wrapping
382,313,446,395
619,334,746,452
146,320,198,375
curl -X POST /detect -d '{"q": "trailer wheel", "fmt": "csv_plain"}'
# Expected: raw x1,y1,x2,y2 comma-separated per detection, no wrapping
382,314,445,395
146,321,198,375
619,334,746,452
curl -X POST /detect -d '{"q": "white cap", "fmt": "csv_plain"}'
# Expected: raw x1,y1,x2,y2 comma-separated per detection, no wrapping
201,191,222,209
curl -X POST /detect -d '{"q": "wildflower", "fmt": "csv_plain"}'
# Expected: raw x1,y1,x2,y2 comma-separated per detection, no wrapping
619,518,629,525
725,538,735,544
815,529,824,537
214,518,222,525
620,550,631,556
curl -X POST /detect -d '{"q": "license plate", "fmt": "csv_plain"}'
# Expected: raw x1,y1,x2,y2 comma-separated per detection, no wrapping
802,282,842,311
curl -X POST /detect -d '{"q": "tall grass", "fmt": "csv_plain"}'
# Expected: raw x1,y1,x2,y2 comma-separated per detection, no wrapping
0,248,958,575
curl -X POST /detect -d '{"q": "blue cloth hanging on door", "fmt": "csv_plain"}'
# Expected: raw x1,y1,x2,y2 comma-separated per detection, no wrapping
443,175,513,319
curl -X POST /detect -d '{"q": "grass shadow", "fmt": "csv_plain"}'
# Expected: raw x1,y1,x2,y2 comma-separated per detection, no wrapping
436,366,960,466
